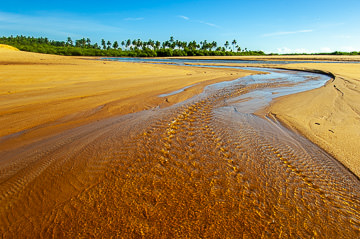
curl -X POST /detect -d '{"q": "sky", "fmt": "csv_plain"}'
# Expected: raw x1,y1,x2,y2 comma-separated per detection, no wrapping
1,0,360,53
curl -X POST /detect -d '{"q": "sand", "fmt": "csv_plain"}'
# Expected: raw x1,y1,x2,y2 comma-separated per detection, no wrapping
1,49,359,176
1,48,359,175
0,48,255,151
267,63,360,178
175,56,360,177
1,48,360,237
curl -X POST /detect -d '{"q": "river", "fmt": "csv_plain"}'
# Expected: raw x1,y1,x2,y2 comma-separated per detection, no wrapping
1,61,359,238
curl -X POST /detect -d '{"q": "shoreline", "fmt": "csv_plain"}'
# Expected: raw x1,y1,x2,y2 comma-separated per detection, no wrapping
167,55,360,62
1,49,360,236
1,49,359,177
170,59,360,178
0,48,257,151
265,63,360,178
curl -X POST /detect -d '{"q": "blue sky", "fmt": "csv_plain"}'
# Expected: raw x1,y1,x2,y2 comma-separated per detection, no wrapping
1,0,359,53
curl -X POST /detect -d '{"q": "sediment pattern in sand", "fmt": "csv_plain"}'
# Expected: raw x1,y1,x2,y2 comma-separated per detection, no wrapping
1,67,360,238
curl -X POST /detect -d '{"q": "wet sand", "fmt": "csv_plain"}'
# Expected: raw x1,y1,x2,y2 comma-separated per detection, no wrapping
267,63,360,178
184,60,360,178
0,48,254,151
1,49,360,237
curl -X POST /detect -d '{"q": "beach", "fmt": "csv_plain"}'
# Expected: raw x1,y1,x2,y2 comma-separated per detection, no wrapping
0,48,255,151
1,48,360,237
267,62,360,178
175,57,360,178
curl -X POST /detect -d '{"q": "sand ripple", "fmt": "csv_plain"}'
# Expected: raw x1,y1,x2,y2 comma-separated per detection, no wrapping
1,69,359,238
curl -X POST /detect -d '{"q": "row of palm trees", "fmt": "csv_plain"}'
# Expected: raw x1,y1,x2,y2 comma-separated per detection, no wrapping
66,36,247,52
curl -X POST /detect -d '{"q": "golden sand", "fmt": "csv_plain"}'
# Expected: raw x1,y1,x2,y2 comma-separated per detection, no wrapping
0,48,254,151
267,63,360,177
1,49,360,237
0,44,19,51
174,56,360,177
1,48,359,176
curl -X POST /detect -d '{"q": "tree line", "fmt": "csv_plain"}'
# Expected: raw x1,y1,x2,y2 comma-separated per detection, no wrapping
0,35,265,57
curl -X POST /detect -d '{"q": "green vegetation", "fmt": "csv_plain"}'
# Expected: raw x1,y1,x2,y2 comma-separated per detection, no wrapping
0,35,265,57
2,35,358,57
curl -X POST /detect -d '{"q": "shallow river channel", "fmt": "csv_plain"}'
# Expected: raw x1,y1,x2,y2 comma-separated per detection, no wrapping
1,62,360,238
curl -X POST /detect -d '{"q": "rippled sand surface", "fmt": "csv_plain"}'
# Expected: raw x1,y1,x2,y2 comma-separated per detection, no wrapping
1,67,360,238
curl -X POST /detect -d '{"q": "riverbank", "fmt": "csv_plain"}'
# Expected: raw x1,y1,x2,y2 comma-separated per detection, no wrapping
0,48,255,151
267,63,360,178
170,55,360,62
176,58,360,177
1,49,359,177
1,48,360,237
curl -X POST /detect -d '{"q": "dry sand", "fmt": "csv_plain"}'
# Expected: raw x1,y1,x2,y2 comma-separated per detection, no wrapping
267,63,360,178
0,48,255,151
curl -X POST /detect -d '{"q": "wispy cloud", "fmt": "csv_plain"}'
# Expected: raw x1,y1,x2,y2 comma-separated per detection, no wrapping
263,29,313,37
178,15,189,20
124,17,144,21
178,15,219,28
198,21,219,28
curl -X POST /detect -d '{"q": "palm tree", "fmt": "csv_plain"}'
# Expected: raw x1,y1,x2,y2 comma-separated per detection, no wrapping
126,39,131,49
101,39,106,49
113,41,119,49
86,38,91,48
155,41,161,50
224,41,229,51
136,39,142,48
66,37,73,46
232,39,237,51
212,41,217,51
148,39,155,50
107,40,112,50
202,40,208,50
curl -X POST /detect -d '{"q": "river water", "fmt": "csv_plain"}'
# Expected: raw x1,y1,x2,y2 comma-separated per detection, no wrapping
1,60,359,238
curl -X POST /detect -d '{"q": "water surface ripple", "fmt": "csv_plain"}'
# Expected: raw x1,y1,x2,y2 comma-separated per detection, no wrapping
1,67,359,238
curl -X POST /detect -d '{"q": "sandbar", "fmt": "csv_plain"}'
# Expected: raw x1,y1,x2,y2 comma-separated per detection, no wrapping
174,56,360,178
1,49,359,177
0,48,255,151
267,62,360,178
